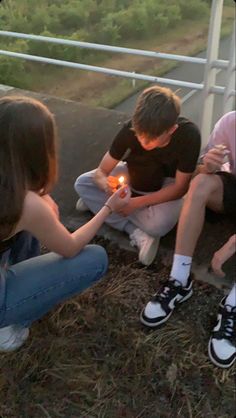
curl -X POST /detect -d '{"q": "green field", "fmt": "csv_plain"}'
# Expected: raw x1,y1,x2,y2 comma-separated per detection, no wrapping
0,1,234,108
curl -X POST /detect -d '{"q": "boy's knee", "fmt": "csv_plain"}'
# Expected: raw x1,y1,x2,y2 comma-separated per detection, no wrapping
74,172,93,194
142,218,171,237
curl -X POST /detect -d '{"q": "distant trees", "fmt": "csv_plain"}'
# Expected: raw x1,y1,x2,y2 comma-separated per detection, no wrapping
0,0,210,86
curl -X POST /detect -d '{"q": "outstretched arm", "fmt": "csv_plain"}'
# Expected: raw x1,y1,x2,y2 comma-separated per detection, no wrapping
16,188,130,258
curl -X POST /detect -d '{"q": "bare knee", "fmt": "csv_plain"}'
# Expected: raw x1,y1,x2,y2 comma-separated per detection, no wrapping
187,174,219,203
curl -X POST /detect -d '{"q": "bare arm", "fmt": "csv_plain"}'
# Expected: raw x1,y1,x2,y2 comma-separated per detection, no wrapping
93,152,120,193
16,189,130,258
137,170,192,206
211,234,236,277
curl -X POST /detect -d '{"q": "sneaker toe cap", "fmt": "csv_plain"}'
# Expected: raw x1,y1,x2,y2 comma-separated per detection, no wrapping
144,301,166,320
211,338,236,361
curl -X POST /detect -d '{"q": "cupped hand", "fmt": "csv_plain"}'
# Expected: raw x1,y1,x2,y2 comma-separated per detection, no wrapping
117,198,141,216
106,185,131,212
106,176,120,194
203,147,228,173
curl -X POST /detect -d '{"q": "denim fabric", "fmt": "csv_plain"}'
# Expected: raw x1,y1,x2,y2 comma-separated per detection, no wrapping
0,231,40,325
0,232,108,328
8,231,41,264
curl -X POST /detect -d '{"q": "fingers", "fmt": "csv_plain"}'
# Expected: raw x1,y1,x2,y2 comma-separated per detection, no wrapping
211,255,225,277
204,150,225,165
212,266,225,277
118,185,131,200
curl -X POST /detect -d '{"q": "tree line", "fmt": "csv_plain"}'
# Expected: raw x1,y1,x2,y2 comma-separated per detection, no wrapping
0,0,210,86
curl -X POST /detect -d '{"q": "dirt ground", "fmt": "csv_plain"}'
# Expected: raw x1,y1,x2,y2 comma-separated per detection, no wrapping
0,237,235,418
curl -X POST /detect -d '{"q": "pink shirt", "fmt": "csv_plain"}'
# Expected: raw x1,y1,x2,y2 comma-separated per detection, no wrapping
205,111,236,175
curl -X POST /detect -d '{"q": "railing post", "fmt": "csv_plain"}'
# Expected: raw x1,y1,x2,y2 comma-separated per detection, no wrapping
222,22,235,113
200,0,224,148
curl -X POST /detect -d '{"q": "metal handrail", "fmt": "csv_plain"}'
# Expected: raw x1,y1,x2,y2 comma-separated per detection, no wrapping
1,49,232,95
0,0,235,148
0,30,229,69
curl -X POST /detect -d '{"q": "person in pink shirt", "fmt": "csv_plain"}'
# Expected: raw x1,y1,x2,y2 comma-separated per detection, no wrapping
141,111,236,369
204,111,235,174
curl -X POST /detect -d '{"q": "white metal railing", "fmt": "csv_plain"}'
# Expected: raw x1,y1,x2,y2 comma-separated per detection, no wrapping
0,0,235,146
0,48,227,93
199,0,235,143
0,30,230,69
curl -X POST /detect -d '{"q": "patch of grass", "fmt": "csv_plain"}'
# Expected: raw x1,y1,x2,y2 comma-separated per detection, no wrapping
88,62,176,109
0,239,235,418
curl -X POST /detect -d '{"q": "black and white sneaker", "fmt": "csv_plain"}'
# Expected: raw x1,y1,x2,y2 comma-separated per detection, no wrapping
208,298,236,369
140,275,193,327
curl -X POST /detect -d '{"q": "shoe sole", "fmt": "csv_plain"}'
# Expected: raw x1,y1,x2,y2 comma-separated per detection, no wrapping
140,288,193,328
139,238,159,266
208,339,236,369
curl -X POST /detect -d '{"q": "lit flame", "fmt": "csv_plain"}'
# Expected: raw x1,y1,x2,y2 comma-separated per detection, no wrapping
118,176,125,185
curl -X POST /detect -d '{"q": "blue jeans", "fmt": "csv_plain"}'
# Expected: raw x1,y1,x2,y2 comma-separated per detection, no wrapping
0,232,108,328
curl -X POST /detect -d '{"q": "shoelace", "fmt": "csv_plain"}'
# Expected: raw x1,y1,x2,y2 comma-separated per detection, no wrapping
152,280,181,303
215,308,236,344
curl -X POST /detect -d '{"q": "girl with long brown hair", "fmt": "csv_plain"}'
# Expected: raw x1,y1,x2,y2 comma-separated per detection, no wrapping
0,96,130,352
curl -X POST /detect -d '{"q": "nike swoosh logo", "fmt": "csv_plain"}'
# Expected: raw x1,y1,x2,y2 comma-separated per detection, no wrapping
168,294,182,310
213,314,222,332
182,262,191,266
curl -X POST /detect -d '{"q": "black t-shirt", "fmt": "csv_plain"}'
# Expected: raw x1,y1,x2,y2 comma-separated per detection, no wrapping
109,117,201,193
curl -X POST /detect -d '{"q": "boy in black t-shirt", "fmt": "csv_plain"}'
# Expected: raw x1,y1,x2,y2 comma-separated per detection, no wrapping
75,86,201,265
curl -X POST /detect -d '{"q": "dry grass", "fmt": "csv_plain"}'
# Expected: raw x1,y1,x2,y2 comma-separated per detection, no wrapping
0,239,235,418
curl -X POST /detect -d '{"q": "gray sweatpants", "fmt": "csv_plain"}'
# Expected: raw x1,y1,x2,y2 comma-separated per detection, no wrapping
74,163,183,238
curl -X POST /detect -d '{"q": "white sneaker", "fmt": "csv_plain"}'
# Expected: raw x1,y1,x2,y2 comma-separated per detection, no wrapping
208,298,236,368
130,228,159,266
76,198,89,212
0,325,29,352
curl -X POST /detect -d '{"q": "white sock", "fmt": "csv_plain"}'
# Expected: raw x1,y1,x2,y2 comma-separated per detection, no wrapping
170,254,192,286
225,283,236,308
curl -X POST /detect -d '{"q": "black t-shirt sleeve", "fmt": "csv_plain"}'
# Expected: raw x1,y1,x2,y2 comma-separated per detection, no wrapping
109,121,133,160
177,123,201,173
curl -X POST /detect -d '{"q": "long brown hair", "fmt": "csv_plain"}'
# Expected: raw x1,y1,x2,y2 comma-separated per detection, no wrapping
0,95,58,240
